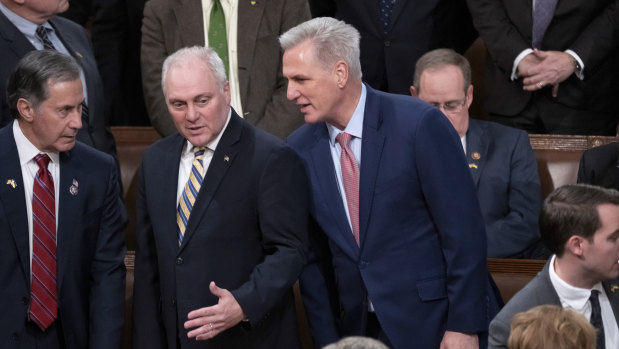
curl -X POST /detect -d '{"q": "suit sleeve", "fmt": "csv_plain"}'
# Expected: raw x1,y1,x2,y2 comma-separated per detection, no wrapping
577,150,593,184
488,314,510,349
466,0,532,73
255,0,310,139
132,160,167,348
229,146,310,326
89,154,127,349
486,131,542,258
414,109,488,334
141,1,177,136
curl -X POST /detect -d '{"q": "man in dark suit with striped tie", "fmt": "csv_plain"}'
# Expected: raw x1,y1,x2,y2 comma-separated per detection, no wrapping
0,50,126,348
133,46,309,348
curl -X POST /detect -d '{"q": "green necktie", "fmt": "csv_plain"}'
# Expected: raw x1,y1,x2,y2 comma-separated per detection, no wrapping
208,0,229,77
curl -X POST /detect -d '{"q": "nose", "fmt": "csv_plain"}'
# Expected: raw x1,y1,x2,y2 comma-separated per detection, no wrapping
286,81,299,101
186,103,199,121
70,104,83,129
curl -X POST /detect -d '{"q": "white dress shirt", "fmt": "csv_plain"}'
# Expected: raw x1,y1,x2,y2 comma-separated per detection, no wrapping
549,255,619,348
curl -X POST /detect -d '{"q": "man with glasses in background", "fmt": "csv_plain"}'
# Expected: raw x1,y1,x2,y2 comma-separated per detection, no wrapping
411,49,545,259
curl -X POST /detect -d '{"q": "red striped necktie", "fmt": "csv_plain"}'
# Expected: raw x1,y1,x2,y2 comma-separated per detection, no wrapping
30,153,57,331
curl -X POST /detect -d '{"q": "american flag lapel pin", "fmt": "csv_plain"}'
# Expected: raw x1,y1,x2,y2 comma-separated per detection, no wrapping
69,179,79,196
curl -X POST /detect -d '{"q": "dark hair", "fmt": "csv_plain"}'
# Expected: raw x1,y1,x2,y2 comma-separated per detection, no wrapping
540,184,619,256
6,50,81,119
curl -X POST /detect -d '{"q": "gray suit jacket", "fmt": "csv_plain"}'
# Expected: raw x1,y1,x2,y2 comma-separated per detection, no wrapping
489,261,619,348
141,0,309,138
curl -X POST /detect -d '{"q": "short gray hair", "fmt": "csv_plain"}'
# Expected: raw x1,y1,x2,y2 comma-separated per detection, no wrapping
413,48,471,94
7,50,81,119
323,336,390,349
161,46,227,96
279,17,362,80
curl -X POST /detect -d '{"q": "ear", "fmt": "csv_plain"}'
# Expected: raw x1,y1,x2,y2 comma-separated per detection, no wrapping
565,235,586,257
16,98,35,123
334,60,349,88
410,86,418,97
466,84,474,108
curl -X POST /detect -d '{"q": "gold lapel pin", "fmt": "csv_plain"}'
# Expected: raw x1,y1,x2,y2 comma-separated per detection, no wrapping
250,0,256,5
472,152,481,160
469,164,478,169
6,179,16,188
611,285,618,293
75,51,83,59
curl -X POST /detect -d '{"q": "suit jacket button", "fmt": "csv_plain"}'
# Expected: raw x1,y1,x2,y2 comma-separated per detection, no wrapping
176,257,183,265
384,41,391,47
171,298,176,306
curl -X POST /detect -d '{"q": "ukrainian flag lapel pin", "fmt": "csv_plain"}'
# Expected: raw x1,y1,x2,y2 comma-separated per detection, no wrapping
6,179,16,188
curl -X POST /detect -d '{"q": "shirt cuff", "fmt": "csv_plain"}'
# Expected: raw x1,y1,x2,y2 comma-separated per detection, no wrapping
511,49,534,80
565,49,585,80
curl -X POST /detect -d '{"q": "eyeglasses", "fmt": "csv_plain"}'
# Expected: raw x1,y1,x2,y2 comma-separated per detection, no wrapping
428,96,467,114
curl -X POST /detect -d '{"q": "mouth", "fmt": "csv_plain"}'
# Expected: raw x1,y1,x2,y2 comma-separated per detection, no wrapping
298,103,311,113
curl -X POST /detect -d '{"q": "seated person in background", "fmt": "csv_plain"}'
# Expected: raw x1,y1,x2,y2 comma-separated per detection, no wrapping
508,305,596,349
323,336,390,349
578,123,619,191
488,184,619,349
411,48,544,259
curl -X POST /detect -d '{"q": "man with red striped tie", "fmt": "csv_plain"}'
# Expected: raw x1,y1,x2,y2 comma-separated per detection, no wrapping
0,50,126,348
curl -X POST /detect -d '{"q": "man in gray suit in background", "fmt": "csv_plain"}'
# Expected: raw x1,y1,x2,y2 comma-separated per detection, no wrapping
489,184,619,349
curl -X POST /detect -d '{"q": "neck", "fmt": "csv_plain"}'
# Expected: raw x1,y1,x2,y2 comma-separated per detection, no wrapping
327,81,363,130
3,2,52,25
554,256,597,289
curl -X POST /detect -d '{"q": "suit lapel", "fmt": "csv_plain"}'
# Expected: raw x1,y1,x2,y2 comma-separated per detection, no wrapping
56,150,82,293
157,135,186,256
465,119,487,187
308,125,360,257
174,0,206,47
0,125,30,285
358,87,385,249
178,113,242,253
0,10,35,58
603,279,619,325
236,0,263,110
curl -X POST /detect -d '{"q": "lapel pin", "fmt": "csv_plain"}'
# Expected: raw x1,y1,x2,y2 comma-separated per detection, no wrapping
469,164,478,169
75,51,83,59
471,152,481,160
69,179,79,196
611,285,618,293
6,179,16,188
224,155,229,162
250,0,256,5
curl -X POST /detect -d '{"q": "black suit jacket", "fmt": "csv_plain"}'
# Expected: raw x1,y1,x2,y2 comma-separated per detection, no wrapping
133,111,309,348
0,11,118,156
577,141,619,191
467,0,619,117
311,0,478,95
0,123,126,348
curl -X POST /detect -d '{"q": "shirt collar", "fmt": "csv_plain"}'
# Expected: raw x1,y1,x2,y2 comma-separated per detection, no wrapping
327,83,366,146
549,254,604,310
183,108,232,156
13,119,60,166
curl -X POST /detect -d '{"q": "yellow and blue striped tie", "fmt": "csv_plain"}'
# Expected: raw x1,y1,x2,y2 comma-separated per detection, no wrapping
177,147,206,245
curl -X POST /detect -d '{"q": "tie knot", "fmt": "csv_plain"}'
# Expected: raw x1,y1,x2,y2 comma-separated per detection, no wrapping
336,132,353,149
192,146,207,158
34,153,51,170
590,289,601,301
36,25,51,40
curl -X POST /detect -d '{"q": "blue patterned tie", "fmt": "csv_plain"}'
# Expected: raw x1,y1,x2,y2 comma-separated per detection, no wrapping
589,290,606,349
379,0,395,34
177,147,206,245
532,0,558,48
35,26,56,50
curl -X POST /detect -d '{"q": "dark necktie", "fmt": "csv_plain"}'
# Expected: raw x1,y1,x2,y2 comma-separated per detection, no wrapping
379,0,395,34
532,0,558,48
177,147,207,245
336,132,360,246
35,25,56,50
589,290,606,349
30,154,57,331
209,0,229,77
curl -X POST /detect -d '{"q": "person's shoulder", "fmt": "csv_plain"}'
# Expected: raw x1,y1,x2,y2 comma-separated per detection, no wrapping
50,14,88,34
71,141,115,167
582,141,618,158
286,122,322,151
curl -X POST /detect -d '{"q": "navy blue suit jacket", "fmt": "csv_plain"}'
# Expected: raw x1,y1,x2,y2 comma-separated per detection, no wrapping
287,86,489,349
0,123,126,348
133,112,309,348
0,11,117,157
466,119,542,258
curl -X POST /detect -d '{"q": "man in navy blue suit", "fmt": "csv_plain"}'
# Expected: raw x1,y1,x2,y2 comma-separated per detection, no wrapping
411,49,544,259
0,50,126,348
281,18,489,349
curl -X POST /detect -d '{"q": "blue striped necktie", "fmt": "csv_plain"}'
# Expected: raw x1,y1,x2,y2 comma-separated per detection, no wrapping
177,147,207,245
